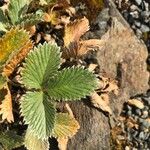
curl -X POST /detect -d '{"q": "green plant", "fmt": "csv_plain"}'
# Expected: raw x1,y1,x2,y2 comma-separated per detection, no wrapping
0,0,44,32
20,42,97,149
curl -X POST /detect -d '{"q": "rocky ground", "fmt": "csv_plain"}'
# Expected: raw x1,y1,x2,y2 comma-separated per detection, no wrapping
113,0,150,149
0,0,149,150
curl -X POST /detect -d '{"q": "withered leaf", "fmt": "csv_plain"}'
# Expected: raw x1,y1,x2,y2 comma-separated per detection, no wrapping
63,17,89,48
91,91,112,114
128,99,144,109
0,84,14,123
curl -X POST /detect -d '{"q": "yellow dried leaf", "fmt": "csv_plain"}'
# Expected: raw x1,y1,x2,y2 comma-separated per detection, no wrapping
128,99,144,109
52,113,80,138
0,28,33,76
91,91,112,114
3,41,33,76
63,17,89,48
0,84,14,123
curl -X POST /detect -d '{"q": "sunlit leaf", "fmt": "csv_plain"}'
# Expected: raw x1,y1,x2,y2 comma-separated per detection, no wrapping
52,113,80,138
20,91,56,140
46,67,98,101
0,27,33,76
21,42,60,89
25,128,49,150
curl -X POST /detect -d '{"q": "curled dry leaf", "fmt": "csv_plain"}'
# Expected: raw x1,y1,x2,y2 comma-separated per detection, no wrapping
0,84,14,123
63,17,106,58
96,76,119,96
128,99,144,109
91,91,112,114
63,17,89,48
101,79,119,95
88,63,98,72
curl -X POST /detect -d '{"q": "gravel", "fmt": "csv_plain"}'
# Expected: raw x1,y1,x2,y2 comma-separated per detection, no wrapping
120,92,150,149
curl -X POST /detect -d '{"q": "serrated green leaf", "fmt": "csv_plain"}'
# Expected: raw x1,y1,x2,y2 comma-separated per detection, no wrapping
22,42,61,89
8,0,31,25
25,128,49,150
0,27,31,67
51,113,80,138
46,67,98,101
20,91,56,140
0,130,23,150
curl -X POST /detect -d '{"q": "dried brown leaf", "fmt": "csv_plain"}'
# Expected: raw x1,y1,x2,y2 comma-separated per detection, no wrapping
88,64,98,72
101,79,119,95
128,99,144,109
91,91,112,114
0,84,14,123
3,41,33,77
63,17,89,48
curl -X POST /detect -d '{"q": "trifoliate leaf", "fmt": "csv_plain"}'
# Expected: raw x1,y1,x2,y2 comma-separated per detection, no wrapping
0,130,23,150
0,28,33,76
25,128,49,150
51,113,80,138
8,0,31,25
46,67,98,101
20,91,56,140
22,42,61,89
0,84,14,123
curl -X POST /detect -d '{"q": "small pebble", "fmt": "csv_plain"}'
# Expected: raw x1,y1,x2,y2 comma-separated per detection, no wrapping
135,0,142,5
140,24,150,32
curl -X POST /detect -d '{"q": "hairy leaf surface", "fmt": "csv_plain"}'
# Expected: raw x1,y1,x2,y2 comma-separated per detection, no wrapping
52,113,80,138
25,128,49,150
20,91,56,139
47,67,98,101
22,43,61,89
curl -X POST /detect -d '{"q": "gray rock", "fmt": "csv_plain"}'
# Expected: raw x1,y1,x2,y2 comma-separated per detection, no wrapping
134,21,141,27
130,11,139,18
135,0,142,5
97,18,149,115
140,24,150,32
